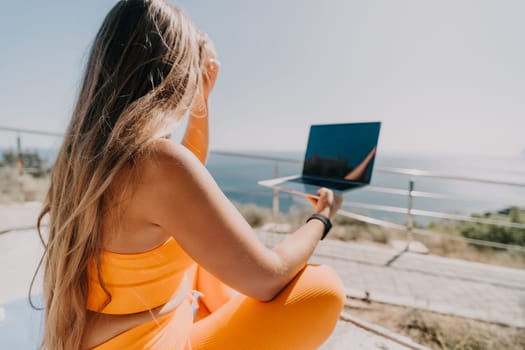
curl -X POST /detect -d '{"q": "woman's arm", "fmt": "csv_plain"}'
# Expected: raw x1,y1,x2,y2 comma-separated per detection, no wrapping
180,53,218,165
138,139,340,301
181,100,209,164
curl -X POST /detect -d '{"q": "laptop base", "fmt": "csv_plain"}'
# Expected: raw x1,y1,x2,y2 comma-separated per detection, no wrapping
258,175,363,198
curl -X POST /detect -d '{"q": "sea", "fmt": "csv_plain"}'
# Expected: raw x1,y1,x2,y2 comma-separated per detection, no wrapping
4,147,524,226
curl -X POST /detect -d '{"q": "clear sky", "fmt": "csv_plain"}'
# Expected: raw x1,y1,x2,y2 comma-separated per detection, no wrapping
1,0,524,157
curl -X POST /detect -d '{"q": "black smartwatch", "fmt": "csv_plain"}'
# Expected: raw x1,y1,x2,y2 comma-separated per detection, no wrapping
306,213,332,240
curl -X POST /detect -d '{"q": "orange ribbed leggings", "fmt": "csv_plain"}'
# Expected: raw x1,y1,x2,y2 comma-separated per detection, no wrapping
190,264,345,350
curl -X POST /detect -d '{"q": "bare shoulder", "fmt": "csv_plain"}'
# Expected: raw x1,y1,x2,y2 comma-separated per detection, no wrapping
140,138,202,178
135,138,223,223
136,138,214,193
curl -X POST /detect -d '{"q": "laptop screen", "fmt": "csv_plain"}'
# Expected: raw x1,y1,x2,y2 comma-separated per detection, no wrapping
302,122,381,184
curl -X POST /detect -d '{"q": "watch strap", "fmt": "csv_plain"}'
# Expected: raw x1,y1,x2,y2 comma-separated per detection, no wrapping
306,213,332,240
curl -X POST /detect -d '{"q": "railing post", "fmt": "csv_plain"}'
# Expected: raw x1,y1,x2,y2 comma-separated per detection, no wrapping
407,178,414,243
272,162,280,221
16,134,22,176
385,177,416,266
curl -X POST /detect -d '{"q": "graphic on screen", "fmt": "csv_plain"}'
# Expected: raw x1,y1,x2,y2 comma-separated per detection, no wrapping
302,122,380,184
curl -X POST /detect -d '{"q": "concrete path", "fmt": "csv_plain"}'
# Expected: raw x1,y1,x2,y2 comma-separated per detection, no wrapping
321,318,418,350
0,201,43,233
259,231,525,328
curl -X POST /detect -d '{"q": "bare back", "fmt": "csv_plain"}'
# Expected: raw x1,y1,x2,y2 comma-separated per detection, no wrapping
82,144,193,349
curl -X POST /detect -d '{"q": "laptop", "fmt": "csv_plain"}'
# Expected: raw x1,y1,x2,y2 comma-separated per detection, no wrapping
258,122,381,198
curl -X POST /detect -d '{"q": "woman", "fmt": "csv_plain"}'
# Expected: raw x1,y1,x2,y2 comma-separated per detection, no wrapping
36,1,345,349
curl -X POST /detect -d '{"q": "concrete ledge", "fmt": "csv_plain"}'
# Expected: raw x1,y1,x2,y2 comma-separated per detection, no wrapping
340,311,431,350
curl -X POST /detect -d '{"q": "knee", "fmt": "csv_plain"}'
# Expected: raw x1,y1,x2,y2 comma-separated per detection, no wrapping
289,264,346,319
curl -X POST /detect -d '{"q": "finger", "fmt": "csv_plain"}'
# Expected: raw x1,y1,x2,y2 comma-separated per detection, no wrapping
318,187,333,202
208,61,220,79
204,59,220,83
334,194,343,209
207,58,219,71
316,188,326,202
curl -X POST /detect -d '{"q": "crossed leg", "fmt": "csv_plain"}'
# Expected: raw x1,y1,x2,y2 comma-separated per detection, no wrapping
191,264,345,350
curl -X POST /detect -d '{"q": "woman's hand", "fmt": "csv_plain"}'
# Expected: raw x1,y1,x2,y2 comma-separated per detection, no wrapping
307,188,343,220
202,58,220,100
191,57,219,116
198,33,220,102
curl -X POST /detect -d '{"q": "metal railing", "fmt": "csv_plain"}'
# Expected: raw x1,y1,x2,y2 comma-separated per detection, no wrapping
2,126,525,254
209,150,525,253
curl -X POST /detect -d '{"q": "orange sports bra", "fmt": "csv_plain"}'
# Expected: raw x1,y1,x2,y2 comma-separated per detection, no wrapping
86,237,196,315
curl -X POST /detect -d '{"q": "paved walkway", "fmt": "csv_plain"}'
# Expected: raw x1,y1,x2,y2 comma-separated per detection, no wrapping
0,201,43,234
259,231,525,328
321,316,422,350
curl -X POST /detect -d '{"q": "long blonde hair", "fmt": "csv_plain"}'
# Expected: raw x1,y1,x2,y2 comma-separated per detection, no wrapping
33,1,208,348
